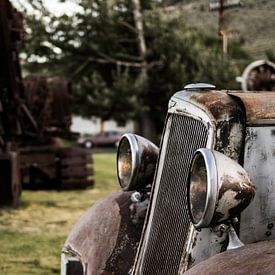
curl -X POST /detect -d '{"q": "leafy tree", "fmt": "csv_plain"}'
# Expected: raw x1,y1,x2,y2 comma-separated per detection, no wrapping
18,0,249,141
266,50,275,63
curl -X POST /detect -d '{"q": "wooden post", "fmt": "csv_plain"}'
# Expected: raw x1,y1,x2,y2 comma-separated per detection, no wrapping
218,0,226,55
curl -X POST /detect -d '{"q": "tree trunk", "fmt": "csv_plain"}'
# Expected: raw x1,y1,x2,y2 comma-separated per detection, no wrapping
131,0,158,143
99,119,104,133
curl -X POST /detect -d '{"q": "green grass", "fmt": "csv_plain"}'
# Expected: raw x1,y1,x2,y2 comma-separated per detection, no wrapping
0,152,119,275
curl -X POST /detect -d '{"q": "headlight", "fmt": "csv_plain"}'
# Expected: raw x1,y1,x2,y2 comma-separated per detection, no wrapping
117,134,159,191
188,148,255,229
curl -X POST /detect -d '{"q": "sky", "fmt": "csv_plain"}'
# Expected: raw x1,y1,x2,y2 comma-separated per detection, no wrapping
11,0,83,16
43,0,82,16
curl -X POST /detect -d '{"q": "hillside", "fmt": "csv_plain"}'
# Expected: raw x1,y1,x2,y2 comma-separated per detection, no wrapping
167,0,275,59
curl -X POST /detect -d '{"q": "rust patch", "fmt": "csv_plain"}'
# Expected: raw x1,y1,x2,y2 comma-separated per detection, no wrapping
65,192,123,275
230,92,275,125
103,193,144,274
64,191,144,275
215,118,245,163
211,174,255,225
218,173,255,201
191,91,246,163
190,91,244,121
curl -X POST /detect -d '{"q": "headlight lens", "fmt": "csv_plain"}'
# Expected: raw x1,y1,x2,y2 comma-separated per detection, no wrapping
117,134,159,191
189,153,208,225
117,136,135,189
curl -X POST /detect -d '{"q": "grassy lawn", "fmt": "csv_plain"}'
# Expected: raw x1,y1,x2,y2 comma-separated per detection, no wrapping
0,152,119,275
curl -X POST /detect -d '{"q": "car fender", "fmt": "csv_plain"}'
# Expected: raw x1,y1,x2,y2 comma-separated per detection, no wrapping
63,191,144,275
184,240,275,275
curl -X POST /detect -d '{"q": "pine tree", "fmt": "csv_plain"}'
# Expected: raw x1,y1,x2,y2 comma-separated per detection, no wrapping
19,0,248,141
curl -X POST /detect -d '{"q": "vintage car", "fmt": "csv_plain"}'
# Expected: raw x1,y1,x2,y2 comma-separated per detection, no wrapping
61,83,275,274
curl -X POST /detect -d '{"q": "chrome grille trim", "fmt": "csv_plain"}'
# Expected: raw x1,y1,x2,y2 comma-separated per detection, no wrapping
137,114,209,275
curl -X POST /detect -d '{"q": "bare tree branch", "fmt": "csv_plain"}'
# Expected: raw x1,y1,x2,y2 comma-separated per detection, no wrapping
117,19,138,34
114,53,142,62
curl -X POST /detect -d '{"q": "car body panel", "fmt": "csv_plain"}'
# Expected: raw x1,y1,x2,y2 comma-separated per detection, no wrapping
63,191,144,275
184,240,275,275
229,91,275,125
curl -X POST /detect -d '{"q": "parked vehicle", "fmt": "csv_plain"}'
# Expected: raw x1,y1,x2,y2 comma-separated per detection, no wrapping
78,131,123,148
62,83,275,274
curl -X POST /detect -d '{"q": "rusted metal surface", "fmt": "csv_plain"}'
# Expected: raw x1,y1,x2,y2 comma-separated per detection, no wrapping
0,0,26,139
0,0,40,137
184,240,275,275
50,77,72,132
23,76,53,133
20,146,94,190
237,60,275,91
213,173,255,224
199,91,245,163
0,0,25,206
63,191,144,275
58,147,94,190
209,150,255,226
189,90,244,123
0,0,95,195
229,92,275,125
0,152,21,207
23,75,72,136
172,90,246,162
20,146,58,189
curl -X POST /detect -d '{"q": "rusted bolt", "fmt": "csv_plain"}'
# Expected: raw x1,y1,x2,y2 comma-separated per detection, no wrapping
220,224,227,233
267,223,274,229
266,231,272,237
131,192,141,203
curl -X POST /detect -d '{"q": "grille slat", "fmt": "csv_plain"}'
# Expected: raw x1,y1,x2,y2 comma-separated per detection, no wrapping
140,114,209,275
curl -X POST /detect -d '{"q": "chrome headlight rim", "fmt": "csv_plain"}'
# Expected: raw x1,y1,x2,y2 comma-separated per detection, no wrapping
117,134,140,191
188,148,218,229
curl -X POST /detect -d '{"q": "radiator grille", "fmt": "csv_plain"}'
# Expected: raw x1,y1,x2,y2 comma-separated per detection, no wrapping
140,114,209,275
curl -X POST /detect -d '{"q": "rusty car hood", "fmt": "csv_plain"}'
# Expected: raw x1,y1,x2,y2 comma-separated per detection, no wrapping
229,91,275,125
